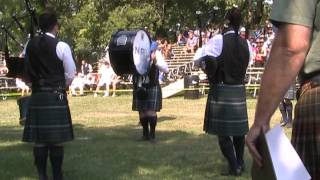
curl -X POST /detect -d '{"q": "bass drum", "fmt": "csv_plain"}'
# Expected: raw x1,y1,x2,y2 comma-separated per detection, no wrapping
108,30,151,76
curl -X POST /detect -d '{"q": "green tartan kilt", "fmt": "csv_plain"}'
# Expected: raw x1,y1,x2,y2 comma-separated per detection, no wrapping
203,84,249,136
132,84,162,112
22,91,74,144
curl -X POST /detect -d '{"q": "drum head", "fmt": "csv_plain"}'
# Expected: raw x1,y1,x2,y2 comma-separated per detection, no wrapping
133,30,151,75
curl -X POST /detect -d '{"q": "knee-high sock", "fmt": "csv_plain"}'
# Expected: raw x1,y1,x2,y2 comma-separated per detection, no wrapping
140,117,149,138
285,100,293,123
232,136,245,167
218,136,238,171
149,116,157,139
49,146,64,180
33,146,48,180
279,100,288,123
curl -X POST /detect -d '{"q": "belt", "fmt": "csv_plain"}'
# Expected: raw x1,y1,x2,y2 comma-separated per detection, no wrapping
32,87,66,93
299,75,320,98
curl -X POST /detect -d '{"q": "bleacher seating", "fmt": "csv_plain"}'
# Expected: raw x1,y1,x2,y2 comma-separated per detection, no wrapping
0,51,19,99
0,51,5,65
245,66,264,97
165,44,196,81
0,76,18,100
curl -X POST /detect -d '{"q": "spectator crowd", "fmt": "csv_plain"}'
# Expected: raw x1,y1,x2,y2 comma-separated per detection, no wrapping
172,20,276,68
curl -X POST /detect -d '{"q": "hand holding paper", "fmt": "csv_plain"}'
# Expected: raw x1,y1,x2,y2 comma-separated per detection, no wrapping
251,125,311,180
246,123,270,167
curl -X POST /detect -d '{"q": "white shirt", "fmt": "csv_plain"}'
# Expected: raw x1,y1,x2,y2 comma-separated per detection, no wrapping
45,33,76,86
99,64,115,83
71,75,84,88
193,33,223,65
203,34,223,57
154,50,169,73
194,30,252,63
23,33,76,86
16,78,29,89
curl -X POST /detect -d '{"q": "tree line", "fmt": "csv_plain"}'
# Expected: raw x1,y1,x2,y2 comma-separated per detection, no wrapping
0,0,271,64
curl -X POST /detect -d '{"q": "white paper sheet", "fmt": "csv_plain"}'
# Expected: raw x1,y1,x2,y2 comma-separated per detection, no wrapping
265,124,311,180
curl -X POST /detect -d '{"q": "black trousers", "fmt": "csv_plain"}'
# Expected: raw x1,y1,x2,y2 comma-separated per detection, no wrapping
279,99,293,124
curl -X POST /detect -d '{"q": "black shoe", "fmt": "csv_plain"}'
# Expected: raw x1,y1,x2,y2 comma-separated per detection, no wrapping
239,163,245,172
139,135,149,141
39,174,48,180
149,137,157,144
150,132,155,140
220,168,241,176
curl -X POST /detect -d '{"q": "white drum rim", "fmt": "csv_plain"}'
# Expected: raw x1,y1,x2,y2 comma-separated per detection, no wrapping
132,30,151,75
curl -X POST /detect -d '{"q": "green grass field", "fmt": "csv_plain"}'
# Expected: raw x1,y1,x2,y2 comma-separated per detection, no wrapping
0,94,292,180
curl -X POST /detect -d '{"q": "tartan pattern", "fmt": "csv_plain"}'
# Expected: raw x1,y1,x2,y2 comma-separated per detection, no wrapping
132,84,162,112
291,86,320,179
203,84,249,136
22,91,74,144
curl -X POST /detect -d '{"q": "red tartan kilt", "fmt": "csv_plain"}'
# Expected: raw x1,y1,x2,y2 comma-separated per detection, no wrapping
291,86,320,179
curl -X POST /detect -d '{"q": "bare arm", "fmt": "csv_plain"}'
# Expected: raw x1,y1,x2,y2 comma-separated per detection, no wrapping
246,23,312,166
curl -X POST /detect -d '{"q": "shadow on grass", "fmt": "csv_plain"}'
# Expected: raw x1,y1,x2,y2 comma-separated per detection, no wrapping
0,124,252,180
157,115,177,122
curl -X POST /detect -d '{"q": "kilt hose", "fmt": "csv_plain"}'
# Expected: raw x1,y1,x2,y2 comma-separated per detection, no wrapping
132,84,162,112
292,86,320,179
22,90,74,144
203,84,249,136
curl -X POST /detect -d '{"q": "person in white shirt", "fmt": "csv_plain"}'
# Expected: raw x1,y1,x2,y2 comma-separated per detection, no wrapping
194,7,250,176
22,10,76,180
94,61,117,97
183,30,198,54
69,73,85,96
16,78,30,96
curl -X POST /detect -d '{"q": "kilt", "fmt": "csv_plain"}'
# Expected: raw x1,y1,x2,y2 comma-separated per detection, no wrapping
203,84,248,136
291,86,320,179
22,89,74,144
132,84,162,112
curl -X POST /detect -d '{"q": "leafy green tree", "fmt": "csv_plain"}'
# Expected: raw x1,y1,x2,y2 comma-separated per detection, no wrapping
1,0,272,62
105,4,160,39
0,0,32,55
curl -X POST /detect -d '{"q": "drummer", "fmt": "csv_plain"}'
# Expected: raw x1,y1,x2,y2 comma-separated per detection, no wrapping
132,40,169,142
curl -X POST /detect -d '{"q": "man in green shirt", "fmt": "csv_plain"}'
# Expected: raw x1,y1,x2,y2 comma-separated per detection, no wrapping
246,0,320,179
